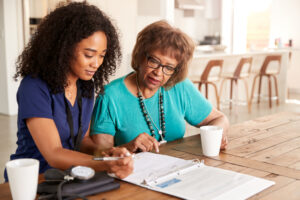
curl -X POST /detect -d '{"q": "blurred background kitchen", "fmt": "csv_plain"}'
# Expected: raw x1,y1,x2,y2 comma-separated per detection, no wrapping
1,0,300,182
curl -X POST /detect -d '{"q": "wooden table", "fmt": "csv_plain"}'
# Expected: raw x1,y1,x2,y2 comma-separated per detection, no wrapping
1,112,300,200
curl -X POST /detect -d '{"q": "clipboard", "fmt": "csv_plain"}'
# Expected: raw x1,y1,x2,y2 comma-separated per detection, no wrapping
123,152,275,200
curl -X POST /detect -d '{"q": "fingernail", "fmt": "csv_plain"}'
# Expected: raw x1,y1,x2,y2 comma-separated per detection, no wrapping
125,152,131,157
156,149,159,153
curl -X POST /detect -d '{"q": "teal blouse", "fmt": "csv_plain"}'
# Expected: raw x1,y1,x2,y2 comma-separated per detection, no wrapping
90,73,212,146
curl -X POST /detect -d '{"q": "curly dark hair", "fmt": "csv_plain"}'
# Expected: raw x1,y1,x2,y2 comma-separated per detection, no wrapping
14,2,121,98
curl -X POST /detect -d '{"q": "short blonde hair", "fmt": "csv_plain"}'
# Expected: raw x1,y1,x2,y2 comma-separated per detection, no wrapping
131,20,195,89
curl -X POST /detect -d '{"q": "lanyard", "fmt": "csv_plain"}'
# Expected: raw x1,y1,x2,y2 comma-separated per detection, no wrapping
64,81,83,151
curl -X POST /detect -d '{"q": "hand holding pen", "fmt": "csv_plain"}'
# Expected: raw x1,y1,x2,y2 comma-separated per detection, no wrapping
93,151,134,161
94,147,134,179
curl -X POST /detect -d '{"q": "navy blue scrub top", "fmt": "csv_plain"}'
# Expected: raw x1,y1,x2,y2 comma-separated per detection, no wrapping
4,76,94,182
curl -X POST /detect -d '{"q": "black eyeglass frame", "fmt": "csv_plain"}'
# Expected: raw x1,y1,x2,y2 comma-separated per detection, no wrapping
145,54,177,75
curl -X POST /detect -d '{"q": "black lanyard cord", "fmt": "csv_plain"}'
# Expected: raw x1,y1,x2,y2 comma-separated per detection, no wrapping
64,81,83,151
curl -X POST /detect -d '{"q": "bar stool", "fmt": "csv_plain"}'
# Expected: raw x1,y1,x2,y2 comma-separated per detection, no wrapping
249,55,281,111
192,60,223,110
219,57,253,110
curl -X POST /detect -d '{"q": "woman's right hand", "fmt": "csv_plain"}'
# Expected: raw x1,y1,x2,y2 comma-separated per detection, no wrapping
124,133,160,153
103,147,134,179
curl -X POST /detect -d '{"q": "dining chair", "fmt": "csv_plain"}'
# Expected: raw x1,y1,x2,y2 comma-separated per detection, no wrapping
192,60,223,110
249,55,281,112
219,57,253,111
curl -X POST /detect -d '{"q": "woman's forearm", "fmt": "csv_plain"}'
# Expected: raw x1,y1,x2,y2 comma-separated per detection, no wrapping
196,108,230,135
46,147,134,179
46,147,108,172
206,113,229,135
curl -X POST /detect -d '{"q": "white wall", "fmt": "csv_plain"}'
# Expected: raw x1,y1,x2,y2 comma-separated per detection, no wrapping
269,0,300,92
231,0,248,53
174,9,203,43
29,0,47,18
270,0,300,48
174,8,221,44
223,0,300,52
0,0,23,115
0,1,8,114
88,0,138,79
221,0,233,52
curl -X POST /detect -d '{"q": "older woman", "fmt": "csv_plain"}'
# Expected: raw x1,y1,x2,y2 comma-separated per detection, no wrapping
90,20,229,153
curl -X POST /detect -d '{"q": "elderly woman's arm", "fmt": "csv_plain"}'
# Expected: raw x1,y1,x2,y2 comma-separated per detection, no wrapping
91,134,115,151
196,108,229,149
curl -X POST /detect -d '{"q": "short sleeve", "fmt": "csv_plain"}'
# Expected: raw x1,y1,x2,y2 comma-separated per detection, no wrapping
17,77,53,121
90,95,116,136
181,79,212,126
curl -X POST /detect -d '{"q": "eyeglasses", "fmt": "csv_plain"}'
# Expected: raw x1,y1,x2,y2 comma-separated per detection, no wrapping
146,55,177,75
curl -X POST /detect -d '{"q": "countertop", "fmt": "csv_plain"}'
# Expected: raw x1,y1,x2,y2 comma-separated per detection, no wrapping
193,48,294,58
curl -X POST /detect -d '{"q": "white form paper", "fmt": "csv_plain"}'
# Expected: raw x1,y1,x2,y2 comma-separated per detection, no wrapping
123,152,275,200
124,152,195,185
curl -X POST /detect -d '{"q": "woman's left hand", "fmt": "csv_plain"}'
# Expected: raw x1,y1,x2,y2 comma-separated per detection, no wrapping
196,108,229,150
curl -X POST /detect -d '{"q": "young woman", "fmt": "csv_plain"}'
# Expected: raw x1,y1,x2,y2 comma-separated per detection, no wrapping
4,2,133,182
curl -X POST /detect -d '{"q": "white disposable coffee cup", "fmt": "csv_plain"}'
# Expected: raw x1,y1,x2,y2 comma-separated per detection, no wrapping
6,159,39,200
200,126,223,157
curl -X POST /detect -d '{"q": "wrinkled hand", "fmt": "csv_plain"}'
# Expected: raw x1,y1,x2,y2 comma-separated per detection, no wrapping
126,133,160,153
103,147,134,179
220,133,228,150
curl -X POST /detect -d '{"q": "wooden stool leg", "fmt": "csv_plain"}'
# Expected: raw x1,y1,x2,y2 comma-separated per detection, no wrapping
257,76,262,104
242,78,250,112
211,83,220,110
198,83,202,92
205,83,209,99
235,79,238,106
219,78,226,100
272,75,279,105
249,75,259,113
230,79,234,110
268,76,272,108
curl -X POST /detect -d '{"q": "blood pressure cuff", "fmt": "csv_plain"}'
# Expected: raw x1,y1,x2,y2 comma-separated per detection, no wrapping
37,169,120,200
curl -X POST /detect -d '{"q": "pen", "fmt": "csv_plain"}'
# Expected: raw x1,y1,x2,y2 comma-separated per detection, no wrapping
93,153,134,161
93,157,123,161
